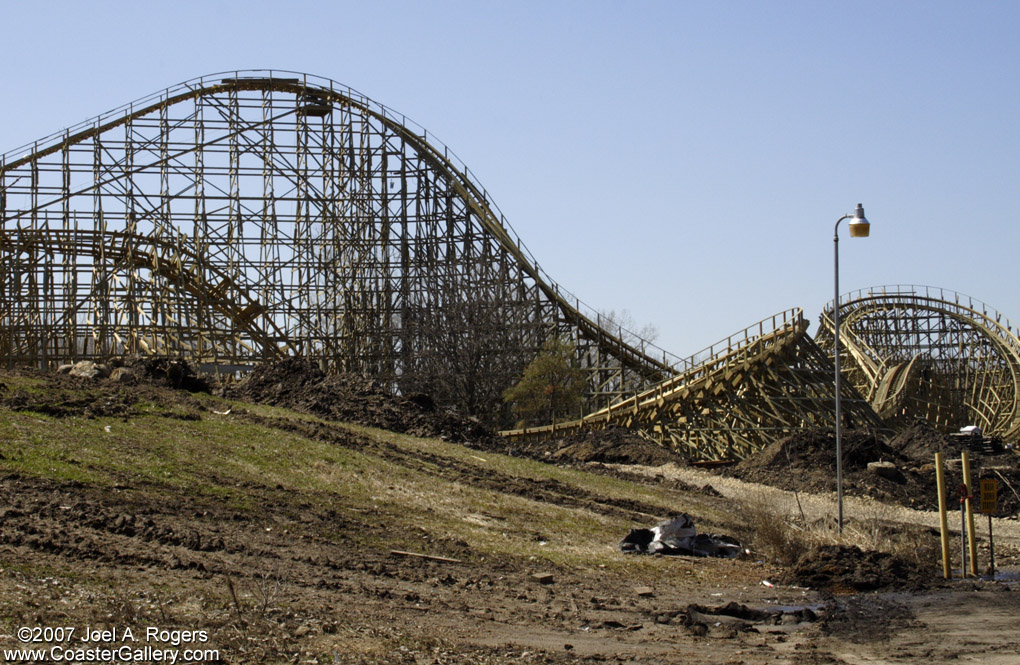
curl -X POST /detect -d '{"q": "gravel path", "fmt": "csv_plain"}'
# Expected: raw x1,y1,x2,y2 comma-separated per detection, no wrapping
625,463,1020,548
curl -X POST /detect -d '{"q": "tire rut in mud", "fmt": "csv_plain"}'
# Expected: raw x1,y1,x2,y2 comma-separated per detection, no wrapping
0,473,481,596
244,413,670,521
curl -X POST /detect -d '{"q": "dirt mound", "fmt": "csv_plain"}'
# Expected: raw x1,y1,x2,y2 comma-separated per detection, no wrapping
0,365,210,419
226,357,492,443
726,427,915,506
723,424,1020,515
1,380,139,418
888,420,966,462
779,544,937,593
478,425,688,466
728,429,898,491
115,356,211,392
551,428,686,465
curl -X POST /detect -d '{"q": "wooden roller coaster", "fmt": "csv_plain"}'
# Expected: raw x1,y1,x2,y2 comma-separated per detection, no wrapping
3,72,1019,458
816,285,1020,442
501,308,883,460
0,71,678,425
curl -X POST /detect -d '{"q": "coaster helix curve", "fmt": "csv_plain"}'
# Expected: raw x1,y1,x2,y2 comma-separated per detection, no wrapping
0,70,682,421
816,285,1020,440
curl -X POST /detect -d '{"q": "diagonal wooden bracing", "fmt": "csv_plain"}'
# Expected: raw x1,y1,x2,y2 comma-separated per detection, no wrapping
816,285,1020,440
0,71,682,424
6,73,1016,457
501,309,884,460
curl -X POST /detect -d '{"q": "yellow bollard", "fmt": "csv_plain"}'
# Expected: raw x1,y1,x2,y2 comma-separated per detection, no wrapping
961,451,979,577
935,452,952,579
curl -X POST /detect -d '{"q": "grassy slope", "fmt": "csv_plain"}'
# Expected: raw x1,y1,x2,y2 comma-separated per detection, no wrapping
0,371,733,576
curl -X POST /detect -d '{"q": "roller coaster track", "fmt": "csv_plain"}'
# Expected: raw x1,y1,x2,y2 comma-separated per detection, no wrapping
502,308,883,460
5,72,1018,457
816,285,1020,440
1,70,682,421
0,226,289,359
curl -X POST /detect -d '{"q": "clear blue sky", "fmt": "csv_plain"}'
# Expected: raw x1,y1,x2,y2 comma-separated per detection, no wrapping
3,1,1018,357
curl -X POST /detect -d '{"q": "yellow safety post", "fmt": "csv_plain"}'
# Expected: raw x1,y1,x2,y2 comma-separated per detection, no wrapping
935,452,952,579
961,451,979,577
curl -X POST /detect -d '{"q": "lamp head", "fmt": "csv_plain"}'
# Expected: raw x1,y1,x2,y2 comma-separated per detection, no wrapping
848,203,870,238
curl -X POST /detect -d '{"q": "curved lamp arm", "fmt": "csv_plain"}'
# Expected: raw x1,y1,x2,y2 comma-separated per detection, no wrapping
832,202,870,533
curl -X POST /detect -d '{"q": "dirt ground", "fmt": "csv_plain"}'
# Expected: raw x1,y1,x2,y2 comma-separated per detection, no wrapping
481,425,689,467
224,357,493,444
2,363,1020,664
727,423,1020,516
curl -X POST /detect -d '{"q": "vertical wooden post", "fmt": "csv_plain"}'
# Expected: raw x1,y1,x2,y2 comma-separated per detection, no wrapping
961,451,979,577
988,513,995,579
959,491,968,577
935,452,952,579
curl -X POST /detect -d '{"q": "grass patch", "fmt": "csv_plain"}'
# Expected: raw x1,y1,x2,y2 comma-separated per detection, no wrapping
1,389,741,576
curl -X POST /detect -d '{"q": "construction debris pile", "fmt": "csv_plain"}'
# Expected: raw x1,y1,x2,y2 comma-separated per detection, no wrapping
226,358,493,443
620,514,742,558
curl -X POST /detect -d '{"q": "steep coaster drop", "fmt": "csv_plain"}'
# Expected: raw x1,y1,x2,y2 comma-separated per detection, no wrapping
3,72,1018,459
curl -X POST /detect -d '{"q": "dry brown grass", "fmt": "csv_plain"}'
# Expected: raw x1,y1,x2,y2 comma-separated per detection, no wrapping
737,490,945,569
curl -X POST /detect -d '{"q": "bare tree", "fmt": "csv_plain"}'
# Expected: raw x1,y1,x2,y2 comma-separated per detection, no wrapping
598,309,659,347
399,292,534,428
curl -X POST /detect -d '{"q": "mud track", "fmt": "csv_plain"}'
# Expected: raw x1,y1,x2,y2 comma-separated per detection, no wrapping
4,367,1020,664
0,461,791,665
247,413,668,521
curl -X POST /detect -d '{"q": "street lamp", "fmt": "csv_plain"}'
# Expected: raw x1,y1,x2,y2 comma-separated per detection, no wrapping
833,203,870,533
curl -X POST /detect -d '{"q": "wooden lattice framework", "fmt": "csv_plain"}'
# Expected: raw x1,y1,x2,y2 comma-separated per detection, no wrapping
0,71,681,421
7,73,1017,456
502,309,884,460
816,285,1020,440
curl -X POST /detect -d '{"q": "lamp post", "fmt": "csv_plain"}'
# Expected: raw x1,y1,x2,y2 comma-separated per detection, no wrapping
833,203,870,534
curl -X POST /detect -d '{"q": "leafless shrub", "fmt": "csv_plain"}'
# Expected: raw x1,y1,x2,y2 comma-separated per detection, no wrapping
250,563,283,620
224,563,286,630
737,492,812,566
